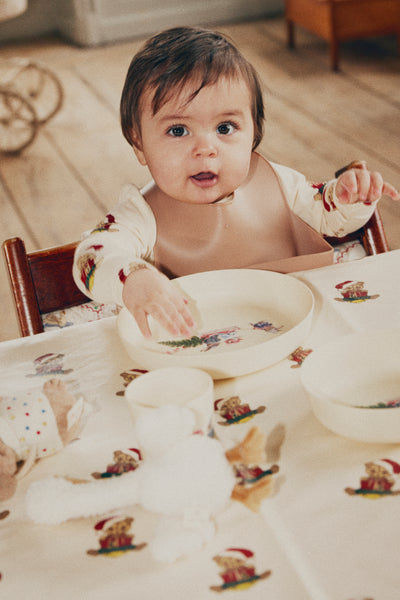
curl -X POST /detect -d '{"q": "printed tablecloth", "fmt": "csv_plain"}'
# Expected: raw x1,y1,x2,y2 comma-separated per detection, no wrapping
1,250,400,600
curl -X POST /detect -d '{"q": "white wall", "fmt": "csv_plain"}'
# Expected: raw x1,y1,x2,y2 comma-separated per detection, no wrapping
0,0,283,45
0,0,58,41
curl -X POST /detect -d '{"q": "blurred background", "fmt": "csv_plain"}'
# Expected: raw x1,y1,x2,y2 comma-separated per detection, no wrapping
0,0,399,340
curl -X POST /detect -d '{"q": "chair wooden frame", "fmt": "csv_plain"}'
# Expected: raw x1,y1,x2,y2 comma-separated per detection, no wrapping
2,212,389,337
2,237,89,337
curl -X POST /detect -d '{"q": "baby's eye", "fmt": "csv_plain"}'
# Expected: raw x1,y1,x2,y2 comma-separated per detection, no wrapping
167,125,188,137
217,122,236,135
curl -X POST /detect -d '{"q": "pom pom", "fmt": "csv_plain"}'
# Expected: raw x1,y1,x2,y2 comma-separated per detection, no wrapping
134,404,195,459
26,477,77,524
139,435,235,516
150,515,215,563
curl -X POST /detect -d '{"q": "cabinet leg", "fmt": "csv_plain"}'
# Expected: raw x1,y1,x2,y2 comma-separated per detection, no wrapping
330,39,340,71
287,20,295,48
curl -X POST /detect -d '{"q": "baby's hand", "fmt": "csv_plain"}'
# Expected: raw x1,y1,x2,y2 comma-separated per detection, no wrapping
122,267,195,339
335,160,400,205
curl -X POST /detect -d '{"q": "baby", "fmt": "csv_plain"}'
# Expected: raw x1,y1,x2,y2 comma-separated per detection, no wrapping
73,26,399,338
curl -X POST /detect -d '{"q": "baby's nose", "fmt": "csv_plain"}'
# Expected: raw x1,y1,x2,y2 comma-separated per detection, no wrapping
192,135,217,158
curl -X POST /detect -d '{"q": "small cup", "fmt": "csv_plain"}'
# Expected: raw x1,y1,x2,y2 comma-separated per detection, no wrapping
125,367,214,434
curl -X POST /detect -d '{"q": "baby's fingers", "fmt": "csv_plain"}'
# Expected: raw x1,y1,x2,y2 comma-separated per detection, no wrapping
364,176,400,204
134,304,177,339
136,299,195,340
133,309,153,339
337,167,400,205
382,181,400,201
179,298,196,332
336,170,359,204
156,298,195,338
364,171,384,204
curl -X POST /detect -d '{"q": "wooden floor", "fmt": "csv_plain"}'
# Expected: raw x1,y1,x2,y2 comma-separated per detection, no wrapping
0,17,399,341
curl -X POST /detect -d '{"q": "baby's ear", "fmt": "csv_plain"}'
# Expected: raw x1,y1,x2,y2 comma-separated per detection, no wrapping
131,132,147,166
132,145,147,167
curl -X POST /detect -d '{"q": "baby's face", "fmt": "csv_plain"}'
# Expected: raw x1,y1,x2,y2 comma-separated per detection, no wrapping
133,77,255,204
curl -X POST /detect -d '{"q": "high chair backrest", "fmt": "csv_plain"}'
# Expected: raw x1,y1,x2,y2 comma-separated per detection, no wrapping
2,237,89,337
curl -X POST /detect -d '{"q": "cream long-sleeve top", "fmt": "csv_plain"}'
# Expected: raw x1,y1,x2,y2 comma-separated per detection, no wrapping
72,158,376,307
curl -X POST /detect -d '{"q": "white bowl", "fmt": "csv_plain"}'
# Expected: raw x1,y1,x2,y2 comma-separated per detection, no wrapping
125,367,214,433
118,269,314,379
301,329,400,443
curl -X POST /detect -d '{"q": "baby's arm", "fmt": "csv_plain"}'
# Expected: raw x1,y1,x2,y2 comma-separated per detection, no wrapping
73,184,195,338
73,185,156,306
271,161,399,238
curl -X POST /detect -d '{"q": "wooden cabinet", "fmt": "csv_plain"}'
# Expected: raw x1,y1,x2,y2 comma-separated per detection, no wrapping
285,0,400,70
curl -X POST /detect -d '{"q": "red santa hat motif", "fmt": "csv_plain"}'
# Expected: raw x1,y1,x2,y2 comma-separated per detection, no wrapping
214,398,225,411
222,547,254,560
373,459,400,490
94,516,120,532
34,353,63,364
377,458,400,476
335,280,356,290
124,448,142,462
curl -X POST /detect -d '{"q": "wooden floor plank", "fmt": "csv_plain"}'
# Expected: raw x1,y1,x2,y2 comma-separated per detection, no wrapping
72,39,145,111
263,18,400,100
0,135,105,250
43,66,150,205
259,93,400,185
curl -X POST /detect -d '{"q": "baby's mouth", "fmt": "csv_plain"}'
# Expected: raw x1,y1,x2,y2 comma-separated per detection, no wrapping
190,171,218,187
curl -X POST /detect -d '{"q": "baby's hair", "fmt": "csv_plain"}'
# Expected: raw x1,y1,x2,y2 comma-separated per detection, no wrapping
120,26,264,150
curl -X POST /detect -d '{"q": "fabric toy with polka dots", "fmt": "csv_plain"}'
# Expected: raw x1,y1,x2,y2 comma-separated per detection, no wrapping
0,379,90,500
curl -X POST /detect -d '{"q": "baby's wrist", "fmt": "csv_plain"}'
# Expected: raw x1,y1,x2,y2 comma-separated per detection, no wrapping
115,260,155,307
312,179,337,212
119,259,155,284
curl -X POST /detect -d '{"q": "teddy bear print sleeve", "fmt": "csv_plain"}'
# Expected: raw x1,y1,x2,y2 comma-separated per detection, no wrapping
270,161,377,238
72,184,157,307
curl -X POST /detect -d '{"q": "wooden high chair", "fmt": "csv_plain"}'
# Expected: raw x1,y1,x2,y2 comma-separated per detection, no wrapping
2,208,389,337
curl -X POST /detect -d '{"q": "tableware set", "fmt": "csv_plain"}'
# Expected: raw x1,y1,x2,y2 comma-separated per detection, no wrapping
119,269,400,445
